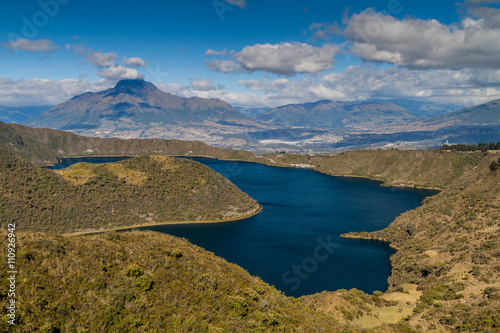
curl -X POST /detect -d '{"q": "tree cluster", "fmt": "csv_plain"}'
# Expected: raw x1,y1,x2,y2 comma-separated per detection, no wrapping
441,142,500,152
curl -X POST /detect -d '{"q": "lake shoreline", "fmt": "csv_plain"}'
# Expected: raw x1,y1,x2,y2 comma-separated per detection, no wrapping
65,204,262,237
44,153,443,191
340,233,400,250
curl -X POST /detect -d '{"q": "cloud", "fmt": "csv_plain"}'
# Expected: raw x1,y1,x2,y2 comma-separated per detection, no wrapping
5,39,59,54
238,77,348,105
206,59,243,73
123,56,147,67
158,82,270,108
237,65,500,107
467,6,500,28
64,45,143,81
0,78,111,106
97,64,144,81
308,22,340,40
191,79,216,91
205,48,229,56
65,44,86,56
320,65,500,105
344,9,500,69
2,64,500,108
207,42,341,75
224,0,246,9
85,49,118,67
464,0,500,6
239,78,293,92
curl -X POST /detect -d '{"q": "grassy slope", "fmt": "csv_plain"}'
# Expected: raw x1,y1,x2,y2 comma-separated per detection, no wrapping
0,149,259,234
2,121,478,190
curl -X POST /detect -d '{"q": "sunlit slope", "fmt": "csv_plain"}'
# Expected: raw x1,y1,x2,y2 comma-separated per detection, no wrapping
0,150,259,233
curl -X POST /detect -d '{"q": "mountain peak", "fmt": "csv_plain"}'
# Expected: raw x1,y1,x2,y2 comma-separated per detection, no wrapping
114,79,158,91
26,77,251,131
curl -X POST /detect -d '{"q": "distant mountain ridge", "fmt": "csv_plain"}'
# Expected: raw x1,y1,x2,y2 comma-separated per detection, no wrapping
14,80,500,151
366,98,461,117
424,98,500,126
26,79,254,132
256,99,417,128
0,105,52,124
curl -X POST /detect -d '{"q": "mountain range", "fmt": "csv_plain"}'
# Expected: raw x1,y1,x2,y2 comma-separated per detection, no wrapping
366,98,461,117
0,105,52,124
423,98,500,127
255,99,417,128
10,79,500,151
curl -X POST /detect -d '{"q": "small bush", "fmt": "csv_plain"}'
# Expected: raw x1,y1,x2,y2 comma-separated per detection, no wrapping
196,274,218,291
228,296,248,317
489,158,500,171
136,274,153,292
166,248,183,259
126,264,144,277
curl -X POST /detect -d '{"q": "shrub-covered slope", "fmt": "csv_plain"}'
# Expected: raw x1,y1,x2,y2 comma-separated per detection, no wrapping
0,230,345,333
0,150,260,233
305,152,500,332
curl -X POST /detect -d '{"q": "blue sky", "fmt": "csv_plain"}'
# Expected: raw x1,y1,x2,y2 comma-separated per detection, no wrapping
1,0,500,107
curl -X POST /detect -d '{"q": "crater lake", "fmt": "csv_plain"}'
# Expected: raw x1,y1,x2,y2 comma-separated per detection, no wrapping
48,156,437,297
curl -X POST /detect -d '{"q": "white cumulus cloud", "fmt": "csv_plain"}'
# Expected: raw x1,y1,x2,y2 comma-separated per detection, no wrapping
97,64,144,81
123,56,147,67
191,79,216,91
344,9,500,69
0,78,112,106
206,59,243,73
207,42,340,75
238,65,500,106
5,39,59,54
85,49,118,68
205,49,229,56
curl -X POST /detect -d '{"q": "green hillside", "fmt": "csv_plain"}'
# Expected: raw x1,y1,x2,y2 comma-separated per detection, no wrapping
0,149,260,234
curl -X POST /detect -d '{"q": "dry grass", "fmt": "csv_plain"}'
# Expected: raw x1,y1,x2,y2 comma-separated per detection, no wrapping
55,162,95,185
104,163,147,185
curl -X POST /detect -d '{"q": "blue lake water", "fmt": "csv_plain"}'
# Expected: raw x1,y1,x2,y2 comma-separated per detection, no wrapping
48,156,437,297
